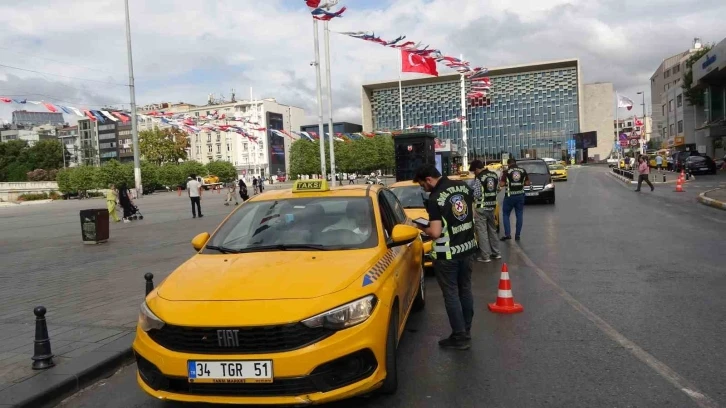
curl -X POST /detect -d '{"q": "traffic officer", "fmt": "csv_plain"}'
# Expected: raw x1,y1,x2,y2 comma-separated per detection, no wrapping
500,158,530,241
414,164,477,350
469,160,501,262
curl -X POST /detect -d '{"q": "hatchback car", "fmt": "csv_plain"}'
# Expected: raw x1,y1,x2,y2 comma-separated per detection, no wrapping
133,180,426,405
684,155,717,175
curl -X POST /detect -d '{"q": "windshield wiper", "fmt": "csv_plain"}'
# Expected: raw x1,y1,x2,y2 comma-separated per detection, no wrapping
205,245,240,254
234,244,332,253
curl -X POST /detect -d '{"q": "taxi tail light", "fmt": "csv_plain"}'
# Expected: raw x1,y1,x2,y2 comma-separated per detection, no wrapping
139,302,165,332
301,295,377,331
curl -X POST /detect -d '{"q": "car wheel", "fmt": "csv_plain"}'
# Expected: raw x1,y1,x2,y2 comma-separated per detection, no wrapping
412,261,426,312
379,305,399,395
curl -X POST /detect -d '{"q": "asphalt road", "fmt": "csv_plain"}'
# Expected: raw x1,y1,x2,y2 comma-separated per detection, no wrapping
55,166,725,408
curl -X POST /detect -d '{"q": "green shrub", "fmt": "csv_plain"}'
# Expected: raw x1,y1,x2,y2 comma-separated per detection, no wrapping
17,192,49,201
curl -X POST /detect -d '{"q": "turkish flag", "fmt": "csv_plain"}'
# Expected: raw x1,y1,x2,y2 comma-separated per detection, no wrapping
401,50,438,76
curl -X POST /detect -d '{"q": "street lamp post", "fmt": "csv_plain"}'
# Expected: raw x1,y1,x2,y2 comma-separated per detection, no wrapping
311,20,327,180
637,91,646,154
124,0,142,196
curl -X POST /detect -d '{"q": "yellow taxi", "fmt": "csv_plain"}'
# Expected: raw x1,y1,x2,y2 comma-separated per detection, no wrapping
486,162,503,171
133,180,426,405
548,163,568,181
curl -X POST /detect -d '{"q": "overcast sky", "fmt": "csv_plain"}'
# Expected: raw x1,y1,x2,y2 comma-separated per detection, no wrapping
1,0,725,127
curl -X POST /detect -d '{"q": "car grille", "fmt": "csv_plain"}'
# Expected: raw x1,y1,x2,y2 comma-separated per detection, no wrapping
147,323,334,354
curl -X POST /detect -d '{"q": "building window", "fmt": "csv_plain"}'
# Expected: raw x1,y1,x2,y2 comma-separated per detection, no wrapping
243,143,248,151
216,132,221,142
677,120,683,133
668,100,674,112
208,145,213,153
195,134,200,142
669,124,674,136
217,144,221,153
662,105,665,116
226,143,231,152
207,133,212,142
677,95,682,107
196,146,201,154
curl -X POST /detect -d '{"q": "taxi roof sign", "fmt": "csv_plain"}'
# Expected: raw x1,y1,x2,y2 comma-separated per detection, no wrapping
292,179,330,193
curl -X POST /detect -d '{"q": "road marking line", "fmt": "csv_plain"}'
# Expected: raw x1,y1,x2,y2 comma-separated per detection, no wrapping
509,244,720,408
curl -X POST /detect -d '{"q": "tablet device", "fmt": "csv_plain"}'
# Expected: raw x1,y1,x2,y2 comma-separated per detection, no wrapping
413,217,430,227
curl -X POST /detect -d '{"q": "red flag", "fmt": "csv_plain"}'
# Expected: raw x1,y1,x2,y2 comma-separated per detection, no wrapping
401,51,438,77
42,102,58,113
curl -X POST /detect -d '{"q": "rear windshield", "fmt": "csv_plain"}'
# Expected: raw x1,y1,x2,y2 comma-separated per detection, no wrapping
205,197,378,252
519,161,550,175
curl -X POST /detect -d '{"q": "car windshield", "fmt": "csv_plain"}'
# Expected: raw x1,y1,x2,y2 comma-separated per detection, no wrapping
549,164,565,170
390,185,430,209
204,197,378,253
519,161,550,175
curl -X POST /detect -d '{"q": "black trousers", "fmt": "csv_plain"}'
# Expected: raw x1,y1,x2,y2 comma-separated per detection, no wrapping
637,174,654,191
190,197,202,217
434,255,474,334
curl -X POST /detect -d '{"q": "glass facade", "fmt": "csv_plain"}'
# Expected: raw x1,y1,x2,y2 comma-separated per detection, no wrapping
370,66,580,159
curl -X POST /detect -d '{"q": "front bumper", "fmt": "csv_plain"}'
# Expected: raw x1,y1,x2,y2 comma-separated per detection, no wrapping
133,305,389,405
551,173,567,181
523,187,555,203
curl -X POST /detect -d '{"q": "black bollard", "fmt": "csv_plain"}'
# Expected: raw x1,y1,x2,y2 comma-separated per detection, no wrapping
31,306,55,370
663,174,666,182
145,273,154,296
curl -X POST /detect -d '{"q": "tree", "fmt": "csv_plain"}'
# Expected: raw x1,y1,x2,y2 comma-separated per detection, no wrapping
0,140,30,181
5,162,31,182
158,164,184,188
206,161,237,183
97,159,133,188
139,127,188,165
56,168,73,193
180,160,206,179
27,140,64,171
70,166,99,194
682,45,712,106
140,161,160,191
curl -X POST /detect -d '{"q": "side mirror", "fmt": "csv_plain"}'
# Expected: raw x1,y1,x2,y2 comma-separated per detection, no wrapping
191,232,210,251
387,224,420,248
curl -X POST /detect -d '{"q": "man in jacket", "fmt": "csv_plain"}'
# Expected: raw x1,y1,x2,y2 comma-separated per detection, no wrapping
469,160,501,262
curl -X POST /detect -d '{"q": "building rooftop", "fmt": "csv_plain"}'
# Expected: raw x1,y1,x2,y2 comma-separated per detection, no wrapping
362,59,580,90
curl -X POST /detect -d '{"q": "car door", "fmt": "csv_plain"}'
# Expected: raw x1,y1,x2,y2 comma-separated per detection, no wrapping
379,190,418,320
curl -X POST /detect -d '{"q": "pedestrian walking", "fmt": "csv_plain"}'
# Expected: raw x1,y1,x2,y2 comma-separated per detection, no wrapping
252,177,258,194
414,164,477,350
655,154,663,172
469,160,501,262
187,175,203,218
500,158,530,241
224,182,239,206
238,178,249,202
635,156,655,192
258,176,264,193
118,183,134,223
105,184,121,223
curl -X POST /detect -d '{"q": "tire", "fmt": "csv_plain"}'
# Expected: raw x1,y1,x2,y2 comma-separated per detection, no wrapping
379,305,399,395
412,261,426,312
139,215,144,220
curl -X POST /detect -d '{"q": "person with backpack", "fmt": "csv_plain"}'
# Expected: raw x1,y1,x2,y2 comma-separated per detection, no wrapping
238,178,249,202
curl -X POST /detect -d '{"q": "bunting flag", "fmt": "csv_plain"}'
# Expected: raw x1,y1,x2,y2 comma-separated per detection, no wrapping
0,96,133,123
305,0,347,21
405,115,466,130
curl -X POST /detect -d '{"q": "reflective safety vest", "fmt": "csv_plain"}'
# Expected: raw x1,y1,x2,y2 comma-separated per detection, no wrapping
475,171,498,211
431,219,478,260
505,166,527,197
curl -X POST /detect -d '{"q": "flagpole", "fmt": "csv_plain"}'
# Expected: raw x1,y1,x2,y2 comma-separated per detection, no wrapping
312,19,327,179
459,54,469,171
324,21,337,185
124,0,141,196
615,93,619,160
398,50,404,130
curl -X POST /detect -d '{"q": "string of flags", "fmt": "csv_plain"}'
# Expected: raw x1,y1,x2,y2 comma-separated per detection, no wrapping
404,116,466,130
336,31,491,99
0,97,132,123
305,0,347,21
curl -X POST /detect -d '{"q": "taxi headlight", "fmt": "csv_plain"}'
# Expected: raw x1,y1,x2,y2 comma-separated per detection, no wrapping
301,295,377,330
138,302,165,332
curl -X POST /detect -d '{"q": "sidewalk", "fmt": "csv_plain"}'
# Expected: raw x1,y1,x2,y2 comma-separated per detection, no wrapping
0,192,232,407
698,188,726,211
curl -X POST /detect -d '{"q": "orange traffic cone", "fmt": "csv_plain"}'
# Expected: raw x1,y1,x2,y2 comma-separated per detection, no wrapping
488,263,523,314
680,169,685,179
674,178,684,192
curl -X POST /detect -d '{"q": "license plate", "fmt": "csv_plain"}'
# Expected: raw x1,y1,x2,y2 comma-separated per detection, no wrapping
699,168,708,171
188,360,273,383
526,192,538,196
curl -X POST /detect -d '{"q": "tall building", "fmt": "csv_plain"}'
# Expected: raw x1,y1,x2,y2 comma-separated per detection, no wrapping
57,126,80,167
692,36,726,159
362,59,614,161
300,122,363,135
138,97,305,178
77,119,100,166
650,38,705,152
11,110,64,127
0,124,59,146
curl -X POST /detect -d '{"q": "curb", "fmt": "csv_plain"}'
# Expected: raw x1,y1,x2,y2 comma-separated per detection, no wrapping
608,171,689,185
698,188,726,211
0,333,135,408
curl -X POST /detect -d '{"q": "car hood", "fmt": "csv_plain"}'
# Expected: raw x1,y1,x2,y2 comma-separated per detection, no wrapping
527,173,551,186
157,249,380,301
